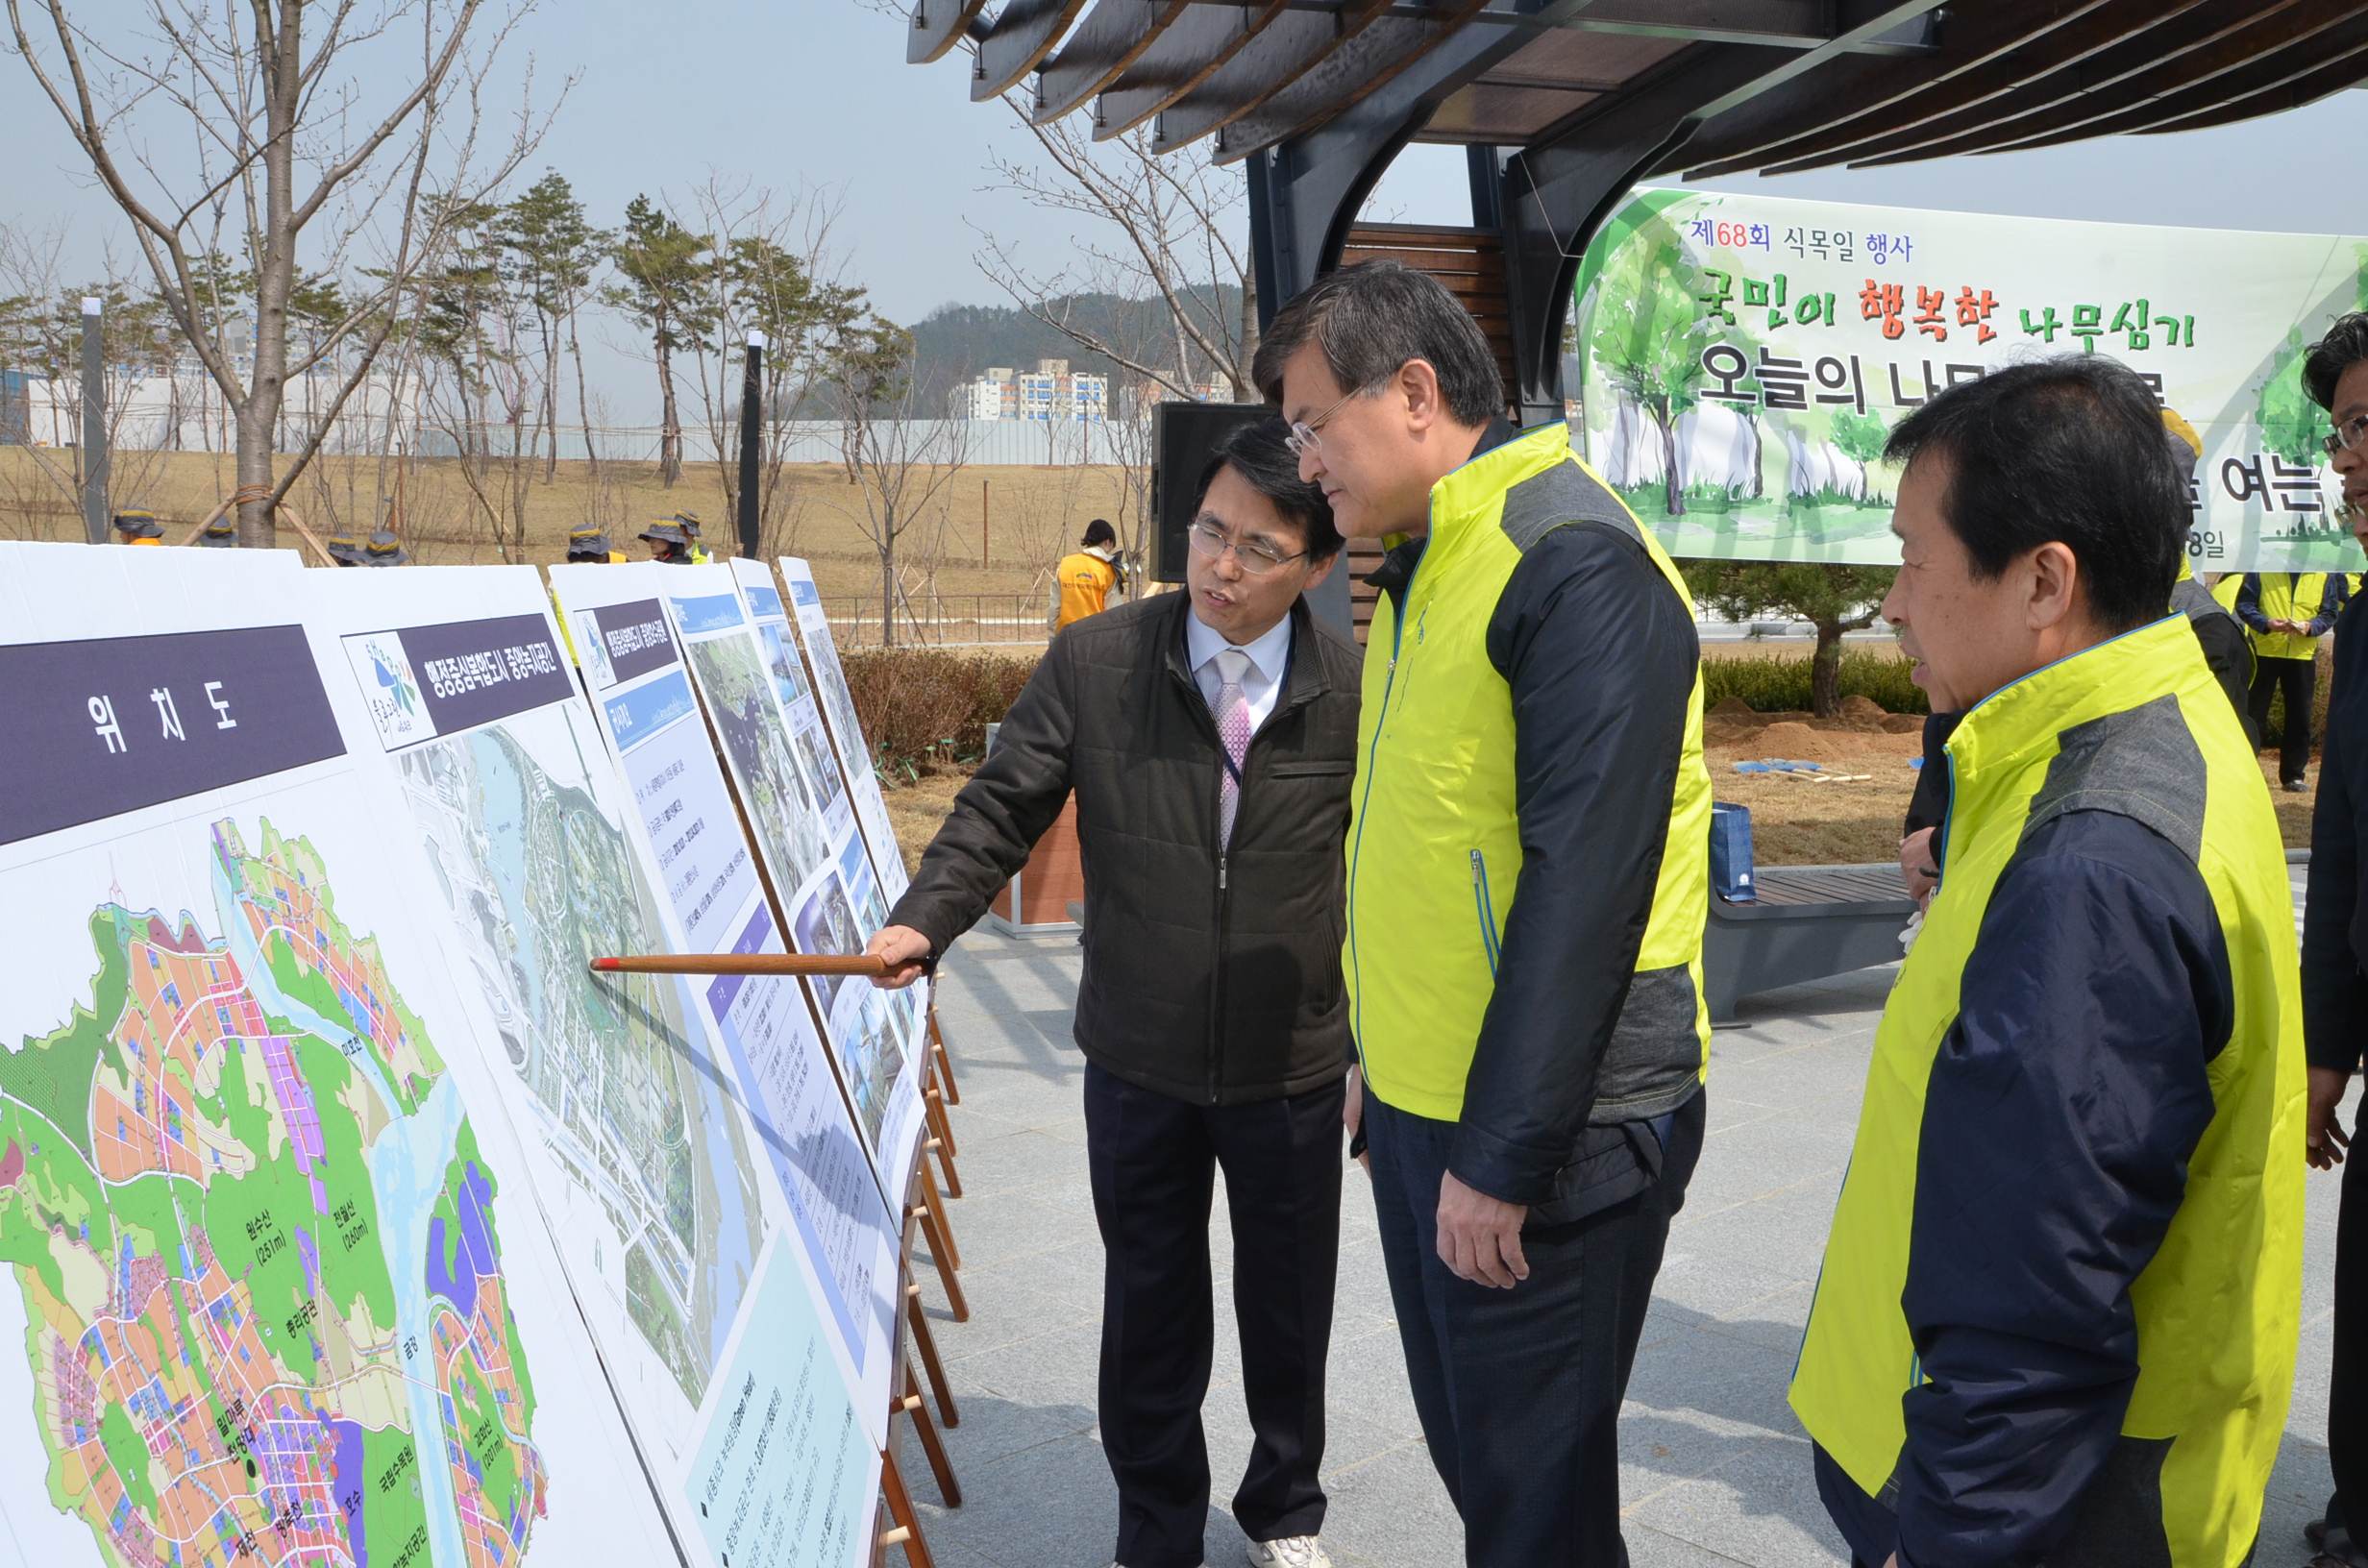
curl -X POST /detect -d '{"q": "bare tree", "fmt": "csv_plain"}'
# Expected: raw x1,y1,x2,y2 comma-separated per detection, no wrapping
832,317,973,647
974,106,1256,402
7,0,549,546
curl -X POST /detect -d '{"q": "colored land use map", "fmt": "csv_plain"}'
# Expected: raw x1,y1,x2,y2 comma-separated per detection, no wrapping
393,710,766,1409
0,818,545,1568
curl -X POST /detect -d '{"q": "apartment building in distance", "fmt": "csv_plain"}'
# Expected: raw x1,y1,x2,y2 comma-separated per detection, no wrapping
953,358,1109,422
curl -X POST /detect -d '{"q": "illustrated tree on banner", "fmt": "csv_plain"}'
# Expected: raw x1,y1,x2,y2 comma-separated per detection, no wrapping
2254,324,2349,551
1829,407,1892,490
1587,227,1717,520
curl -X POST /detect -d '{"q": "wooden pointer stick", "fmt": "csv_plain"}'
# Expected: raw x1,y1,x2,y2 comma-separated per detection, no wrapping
589,952,890,977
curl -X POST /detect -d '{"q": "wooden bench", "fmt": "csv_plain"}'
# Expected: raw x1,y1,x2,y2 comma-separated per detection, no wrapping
1703,863,1915,1023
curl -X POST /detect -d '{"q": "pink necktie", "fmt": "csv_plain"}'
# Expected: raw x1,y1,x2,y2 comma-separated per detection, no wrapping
1214,648,1251,848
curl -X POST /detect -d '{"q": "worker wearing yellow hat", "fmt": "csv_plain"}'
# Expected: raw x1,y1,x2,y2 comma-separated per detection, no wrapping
671,511,715,564
112,509,163,545
638,521,696,564
567,527,626,563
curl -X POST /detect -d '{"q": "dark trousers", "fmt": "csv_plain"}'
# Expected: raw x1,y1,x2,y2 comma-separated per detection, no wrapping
2249,653,2319,784
2331,1104,2368,1552
1084,1061,1344,1568
1364,1089,1705,1568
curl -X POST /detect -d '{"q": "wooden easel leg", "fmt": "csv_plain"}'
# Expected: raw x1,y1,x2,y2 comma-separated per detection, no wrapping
908,1199,971,1322
906,1281,959,1427
925,1129,963,1202
925,1083,960,1163
879,1450,938,1568
928,1007,960,1105
897,1367,963,1507
916,1161,963,1272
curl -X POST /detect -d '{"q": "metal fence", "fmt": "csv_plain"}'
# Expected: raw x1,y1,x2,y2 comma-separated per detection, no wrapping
821,594,1052,650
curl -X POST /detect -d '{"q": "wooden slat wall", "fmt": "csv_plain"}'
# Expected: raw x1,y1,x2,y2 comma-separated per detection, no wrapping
1339,223,1516,396
1334,224,1513,645
1346,535,1388,645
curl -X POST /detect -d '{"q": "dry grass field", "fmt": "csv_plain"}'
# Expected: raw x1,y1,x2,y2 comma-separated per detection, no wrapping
0,446,1139,607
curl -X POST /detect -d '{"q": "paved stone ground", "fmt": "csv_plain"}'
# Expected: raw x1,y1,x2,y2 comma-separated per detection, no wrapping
898,889,2350,1568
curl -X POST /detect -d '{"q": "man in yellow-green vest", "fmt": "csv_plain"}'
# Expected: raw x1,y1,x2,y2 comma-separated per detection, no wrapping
2235,569,2347,791
1257,259,1711,1567
1793,355,2304,1568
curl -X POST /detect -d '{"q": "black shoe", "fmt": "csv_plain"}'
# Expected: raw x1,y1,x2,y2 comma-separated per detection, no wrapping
2287,779,2311,793
2318,1527,2368,1568
2311,1519,2331,1551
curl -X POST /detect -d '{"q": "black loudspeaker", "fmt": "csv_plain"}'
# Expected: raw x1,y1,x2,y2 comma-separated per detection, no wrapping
1152,401,1270,582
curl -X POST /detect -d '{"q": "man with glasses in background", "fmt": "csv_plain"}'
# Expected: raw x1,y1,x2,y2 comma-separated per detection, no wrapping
869,418,1363,1568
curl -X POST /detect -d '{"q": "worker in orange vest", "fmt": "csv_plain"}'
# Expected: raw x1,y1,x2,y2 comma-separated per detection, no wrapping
1052,519,1128,632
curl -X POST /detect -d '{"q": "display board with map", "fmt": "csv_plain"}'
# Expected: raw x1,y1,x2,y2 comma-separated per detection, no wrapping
312,564,880,1568
545,563,900,1454
0,546,680,1568
774,560,908,903
737,563,930,1213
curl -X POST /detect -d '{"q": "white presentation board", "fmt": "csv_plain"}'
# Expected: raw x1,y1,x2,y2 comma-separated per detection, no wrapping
308,563,880,1568
775,560,908,904
654,565,931,1223
0,545,680,1568
547,565,905,1447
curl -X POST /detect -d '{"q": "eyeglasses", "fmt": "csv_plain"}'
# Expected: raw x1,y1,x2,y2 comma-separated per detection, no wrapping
2325,413,2368,458
1188,520,1304,575
1283,385,1366,457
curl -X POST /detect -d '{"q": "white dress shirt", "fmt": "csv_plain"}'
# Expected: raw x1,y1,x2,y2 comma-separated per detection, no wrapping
1186,609,1294,733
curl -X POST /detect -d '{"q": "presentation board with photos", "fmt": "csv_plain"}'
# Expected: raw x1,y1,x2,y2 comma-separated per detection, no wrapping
775,559,907,903
655,565,930,1223
0,545,686,1568
313,562,878,1568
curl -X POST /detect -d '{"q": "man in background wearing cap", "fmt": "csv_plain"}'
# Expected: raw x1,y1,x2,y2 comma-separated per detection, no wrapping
112,510,163,545
673,510,715,563
194,515,238,548
568,527,625,563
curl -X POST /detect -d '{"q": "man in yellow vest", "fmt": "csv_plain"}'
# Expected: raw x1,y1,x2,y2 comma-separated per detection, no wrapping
1053,519,1127,630
1792,355,2303,1568
2235,569,2347,791
1259,259,1711,1566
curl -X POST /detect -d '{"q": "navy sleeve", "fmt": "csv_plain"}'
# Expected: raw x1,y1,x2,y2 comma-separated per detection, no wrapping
2306,599,2368,1073
2234,575,2270,636
2310,576,2349,638
1448,522,1696,1205
1894,810,2229,1568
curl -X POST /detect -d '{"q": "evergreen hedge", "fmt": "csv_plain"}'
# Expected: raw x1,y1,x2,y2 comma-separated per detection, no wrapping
1702,649,1929,715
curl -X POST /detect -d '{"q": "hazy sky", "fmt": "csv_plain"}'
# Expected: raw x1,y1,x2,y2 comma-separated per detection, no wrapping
3,2,2363,423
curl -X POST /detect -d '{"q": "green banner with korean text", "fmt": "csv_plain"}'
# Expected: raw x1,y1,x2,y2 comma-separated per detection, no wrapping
1572,188,2367,572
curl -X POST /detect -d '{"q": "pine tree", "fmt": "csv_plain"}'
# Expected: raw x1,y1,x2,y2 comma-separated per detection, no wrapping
604,196,714,486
